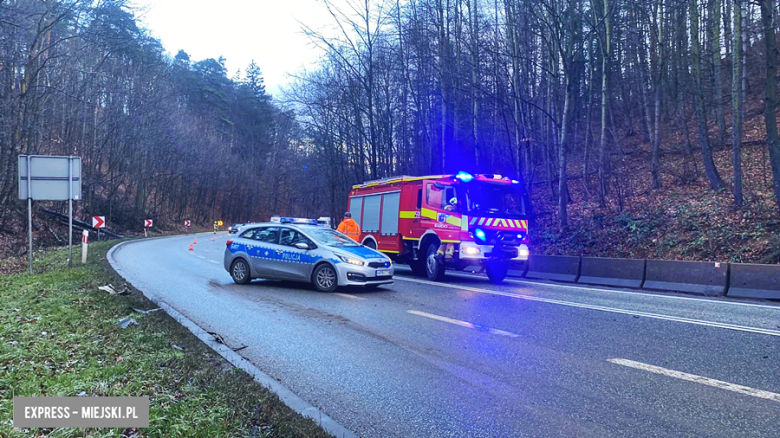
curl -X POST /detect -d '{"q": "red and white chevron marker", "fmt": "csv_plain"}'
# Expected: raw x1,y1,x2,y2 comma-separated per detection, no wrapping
92,216,106,229
144,219,153,228
184,220,191,227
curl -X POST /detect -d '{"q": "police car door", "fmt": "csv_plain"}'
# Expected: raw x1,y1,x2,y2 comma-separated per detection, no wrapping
249,227,283,278
276,228,316,281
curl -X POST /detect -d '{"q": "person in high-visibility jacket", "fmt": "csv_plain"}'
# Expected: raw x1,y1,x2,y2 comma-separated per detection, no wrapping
337,212,361,242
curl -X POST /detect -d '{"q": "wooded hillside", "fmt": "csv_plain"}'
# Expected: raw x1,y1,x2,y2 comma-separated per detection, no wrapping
1,0,779,263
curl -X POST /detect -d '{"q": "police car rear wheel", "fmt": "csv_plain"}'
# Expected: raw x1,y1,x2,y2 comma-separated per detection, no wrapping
313,264,338,292
425,243,446,281
230,259,251,284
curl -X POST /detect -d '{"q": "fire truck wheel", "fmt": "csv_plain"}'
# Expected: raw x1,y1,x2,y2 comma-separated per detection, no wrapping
363,239,377,249
486,261,509,284
425,243,446,281
312,264,339,292
410,259,427,276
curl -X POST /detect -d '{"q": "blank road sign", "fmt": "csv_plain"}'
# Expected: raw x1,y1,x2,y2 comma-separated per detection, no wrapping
18,155,81,201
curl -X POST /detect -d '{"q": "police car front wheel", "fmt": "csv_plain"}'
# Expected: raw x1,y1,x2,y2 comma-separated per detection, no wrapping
312,264,339,292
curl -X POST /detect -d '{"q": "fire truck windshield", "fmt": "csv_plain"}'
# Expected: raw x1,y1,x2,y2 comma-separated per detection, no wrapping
463,184,527,216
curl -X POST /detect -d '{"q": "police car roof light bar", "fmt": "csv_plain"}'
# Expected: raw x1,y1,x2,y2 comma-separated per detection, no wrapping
272,216,319,225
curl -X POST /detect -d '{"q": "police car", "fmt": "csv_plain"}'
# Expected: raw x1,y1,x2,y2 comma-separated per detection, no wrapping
224,217,394,292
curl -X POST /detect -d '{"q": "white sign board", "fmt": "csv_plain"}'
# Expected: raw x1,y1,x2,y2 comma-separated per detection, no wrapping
92,216,106,228
18,155,82,200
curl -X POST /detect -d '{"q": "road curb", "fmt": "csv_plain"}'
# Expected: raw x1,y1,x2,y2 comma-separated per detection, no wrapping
107,239,358,438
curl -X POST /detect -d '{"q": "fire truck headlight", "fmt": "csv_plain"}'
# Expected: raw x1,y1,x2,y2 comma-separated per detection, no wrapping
474,228,486,241
519,244,529,258
462,246,481,256
337,255,365,266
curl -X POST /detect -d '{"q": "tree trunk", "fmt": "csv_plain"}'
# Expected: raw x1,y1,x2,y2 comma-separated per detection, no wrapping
732,0,743,207
759,0,780,212
691,0,725,190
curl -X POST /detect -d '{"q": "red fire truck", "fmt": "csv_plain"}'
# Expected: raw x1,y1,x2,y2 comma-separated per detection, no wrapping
346,172,531,283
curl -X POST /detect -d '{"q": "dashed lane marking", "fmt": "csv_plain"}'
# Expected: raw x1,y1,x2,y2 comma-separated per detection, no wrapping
396,277,780,337
333,293,366,301
608,358,780,403
407,310,519,338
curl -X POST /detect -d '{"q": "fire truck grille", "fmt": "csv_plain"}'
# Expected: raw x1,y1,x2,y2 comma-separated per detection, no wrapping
492,246,519,258
368,261,391,269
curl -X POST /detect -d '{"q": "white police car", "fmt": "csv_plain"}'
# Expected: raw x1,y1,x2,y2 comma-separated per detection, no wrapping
224,217,394,292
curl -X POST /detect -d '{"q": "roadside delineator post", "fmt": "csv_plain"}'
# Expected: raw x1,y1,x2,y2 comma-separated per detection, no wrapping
81,230,89,264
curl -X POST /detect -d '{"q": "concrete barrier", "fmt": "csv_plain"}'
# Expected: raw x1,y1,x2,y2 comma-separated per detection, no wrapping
507,260,529,278
524,255,581,282
727,263,780,300
643,260,728,296
577,257,645,288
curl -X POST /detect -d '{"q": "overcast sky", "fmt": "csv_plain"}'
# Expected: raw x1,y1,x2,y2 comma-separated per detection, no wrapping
138,0,341,96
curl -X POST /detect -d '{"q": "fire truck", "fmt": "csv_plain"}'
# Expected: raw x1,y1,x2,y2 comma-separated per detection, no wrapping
346,172,531,283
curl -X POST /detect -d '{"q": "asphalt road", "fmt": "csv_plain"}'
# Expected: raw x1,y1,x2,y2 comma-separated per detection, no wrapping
111,233,780,437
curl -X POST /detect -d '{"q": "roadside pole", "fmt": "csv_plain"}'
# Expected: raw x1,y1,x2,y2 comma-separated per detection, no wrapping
81,230,88,264
68,157,73,267
26,158,32,274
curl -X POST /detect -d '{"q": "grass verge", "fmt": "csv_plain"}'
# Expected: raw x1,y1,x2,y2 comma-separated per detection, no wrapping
0,240,331,437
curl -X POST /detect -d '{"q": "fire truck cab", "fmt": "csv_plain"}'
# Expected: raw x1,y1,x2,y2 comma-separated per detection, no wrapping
347,172,531,283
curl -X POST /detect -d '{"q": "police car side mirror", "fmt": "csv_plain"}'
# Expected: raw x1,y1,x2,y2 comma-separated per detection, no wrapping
295,242,310,250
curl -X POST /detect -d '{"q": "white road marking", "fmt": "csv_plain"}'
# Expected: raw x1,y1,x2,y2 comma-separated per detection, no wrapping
437,270,780,310
407,310,519,338
397,277,780,337
333,293,366,300
208,260,220,265
608,358,780,403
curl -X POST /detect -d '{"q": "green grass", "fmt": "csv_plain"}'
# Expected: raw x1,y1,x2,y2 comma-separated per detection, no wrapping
0,241,331,437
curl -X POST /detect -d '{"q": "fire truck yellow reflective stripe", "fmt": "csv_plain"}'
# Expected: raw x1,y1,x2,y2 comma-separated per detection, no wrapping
381,250,400,254
403,236,420,241
485,218,494,226
461,215,469,231
445,216,461,226
522,220,528,229
421,208,438,220
441,239,461,243
399,211,417,219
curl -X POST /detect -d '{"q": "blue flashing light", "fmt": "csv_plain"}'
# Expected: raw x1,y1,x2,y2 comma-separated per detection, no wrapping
456,171,474,183
474,228,486,241
280,217,318,225
511,179,520,184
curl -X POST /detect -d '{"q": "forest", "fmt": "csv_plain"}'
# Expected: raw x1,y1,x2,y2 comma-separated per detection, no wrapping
1,0,780,262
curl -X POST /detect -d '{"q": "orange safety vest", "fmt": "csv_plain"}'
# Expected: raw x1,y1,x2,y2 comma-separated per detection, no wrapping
337,218,361,241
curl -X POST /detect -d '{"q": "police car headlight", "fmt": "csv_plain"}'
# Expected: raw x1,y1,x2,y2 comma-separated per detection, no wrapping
337,255,365,266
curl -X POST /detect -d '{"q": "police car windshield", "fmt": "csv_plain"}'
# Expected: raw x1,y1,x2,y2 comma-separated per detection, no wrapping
464,184,526,216
305,228,360,247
